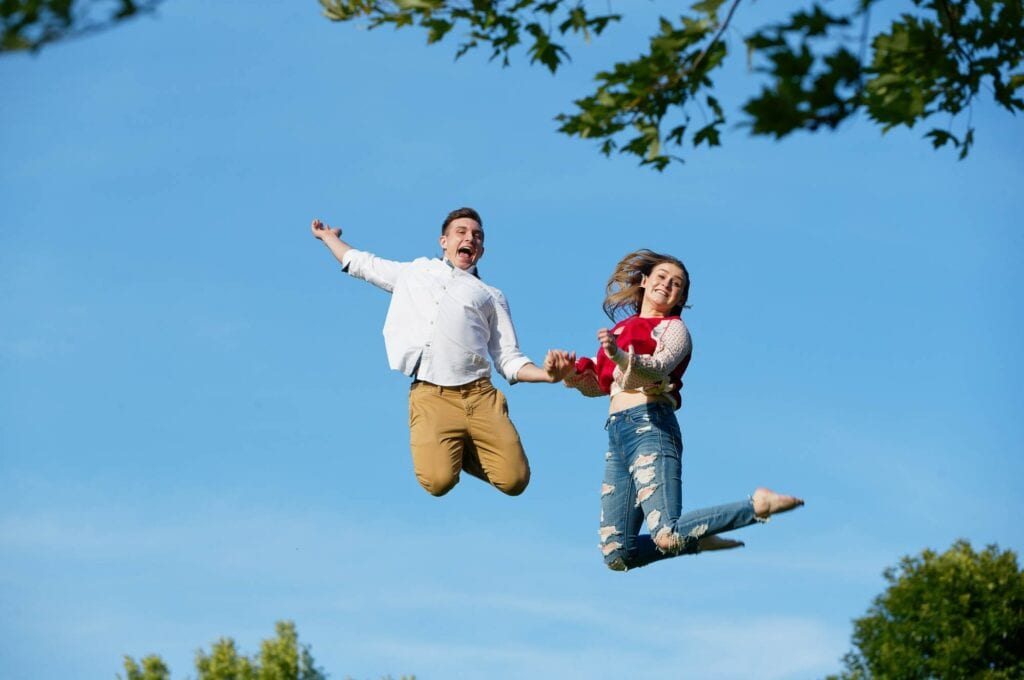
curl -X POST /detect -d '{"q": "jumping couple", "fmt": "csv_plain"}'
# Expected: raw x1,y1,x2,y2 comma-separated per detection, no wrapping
311,207,803,571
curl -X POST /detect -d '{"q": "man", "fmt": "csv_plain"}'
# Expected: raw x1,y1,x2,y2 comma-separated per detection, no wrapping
311,207,570,497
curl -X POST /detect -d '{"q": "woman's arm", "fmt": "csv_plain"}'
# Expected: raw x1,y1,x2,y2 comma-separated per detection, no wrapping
608,319,691,389
563,356,606,397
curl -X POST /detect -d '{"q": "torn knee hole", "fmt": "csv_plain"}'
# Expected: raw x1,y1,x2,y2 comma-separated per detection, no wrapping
629,453,657,472
645,510,661,531
601,541,623,556
635,484,658,505
654,527,683,553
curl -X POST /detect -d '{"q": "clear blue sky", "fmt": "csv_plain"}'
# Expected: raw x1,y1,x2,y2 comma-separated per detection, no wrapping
2,2,1022,679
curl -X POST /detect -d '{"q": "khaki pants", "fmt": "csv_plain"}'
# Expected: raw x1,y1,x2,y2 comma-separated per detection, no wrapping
408,377,530,497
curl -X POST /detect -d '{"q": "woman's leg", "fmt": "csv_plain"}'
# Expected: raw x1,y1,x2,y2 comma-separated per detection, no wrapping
600,404,682,570
598,441,645,571
630,404,763,562
601,404,803,570
658,488,805,553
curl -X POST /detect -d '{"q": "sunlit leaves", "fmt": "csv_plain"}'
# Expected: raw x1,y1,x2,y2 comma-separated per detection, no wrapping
862,0,1024,157
120,621,329,680
119,656,170,680
557,4,729,170
320,0,619,70
324,0,1022,168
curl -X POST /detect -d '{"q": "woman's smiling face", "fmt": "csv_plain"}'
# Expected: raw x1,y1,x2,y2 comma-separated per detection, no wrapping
641,262,686,316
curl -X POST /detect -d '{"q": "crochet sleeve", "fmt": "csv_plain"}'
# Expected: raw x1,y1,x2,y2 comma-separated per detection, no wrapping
612,319,691,390
563,357,606,398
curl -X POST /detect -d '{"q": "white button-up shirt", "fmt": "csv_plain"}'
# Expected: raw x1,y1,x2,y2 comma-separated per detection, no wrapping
342,249,532,387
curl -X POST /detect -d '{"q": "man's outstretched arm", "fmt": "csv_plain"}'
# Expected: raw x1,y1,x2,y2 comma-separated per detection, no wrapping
515,350,577,384
311,218,353,265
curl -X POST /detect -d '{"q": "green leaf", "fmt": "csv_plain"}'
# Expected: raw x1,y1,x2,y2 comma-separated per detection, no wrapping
690,0,727,20
692,122,721,147
924,127,957,148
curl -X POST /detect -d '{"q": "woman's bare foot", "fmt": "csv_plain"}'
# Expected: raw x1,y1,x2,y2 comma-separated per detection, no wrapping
698,535,745,552
752,487,804,519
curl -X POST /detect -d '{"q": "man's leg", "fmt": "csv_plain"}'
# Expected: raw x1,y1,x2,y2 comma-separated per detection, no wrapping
462,380,530,496
408,382,470,497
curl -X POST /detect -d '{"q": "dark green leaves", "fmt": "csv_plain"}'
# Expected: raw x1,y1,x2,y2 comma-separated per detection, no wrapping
320,0,619,72
1,0,164,53
742,5,860,137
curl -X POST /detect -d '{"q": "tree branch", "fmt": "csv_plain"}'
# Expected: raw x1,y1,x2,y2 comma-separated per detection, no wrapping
689,0,743,79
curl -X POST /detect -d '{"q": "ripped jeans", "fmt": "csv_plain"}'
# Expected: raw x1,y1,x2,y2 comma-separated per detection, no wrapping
599,402,761,571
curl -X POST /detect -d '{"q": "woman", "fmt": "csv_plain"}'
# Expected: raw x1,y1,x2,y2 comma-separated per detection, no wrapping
557,250,803,571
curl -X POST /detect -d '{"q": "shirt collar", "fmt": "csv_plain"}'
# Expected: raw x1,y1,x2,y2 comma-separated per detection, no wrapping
442,257,480,278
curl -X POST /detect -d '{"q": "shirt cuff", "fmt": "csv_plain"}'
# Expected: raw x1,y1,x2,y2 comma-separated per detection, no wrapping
502,356,532,385
340,248,360,273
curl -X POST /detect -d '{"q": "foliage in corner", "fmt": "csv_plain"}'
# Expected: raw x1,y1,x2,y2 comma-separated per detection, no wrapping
1,0,165,53
828,539,1024,679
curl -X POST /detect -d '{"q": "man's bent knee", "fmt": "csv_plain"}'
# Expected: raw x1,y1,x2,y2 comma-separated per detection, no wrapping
491,461,530,496
495,471,529,496
416,469,460,497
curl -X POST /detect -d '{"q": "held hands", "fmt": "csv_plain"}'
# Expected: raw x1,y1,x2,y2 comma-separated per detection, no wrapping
543,349,577,383
311,218,342,241
597,328,618,358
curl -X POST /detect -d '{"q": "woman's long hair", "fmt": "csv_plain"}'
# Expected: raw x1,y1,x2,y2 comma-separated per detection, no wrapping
602,249,690,321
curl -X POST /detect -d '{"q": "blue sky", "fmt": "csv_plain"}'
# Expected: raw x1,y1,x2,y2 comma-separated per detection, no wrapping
1,1,1022,679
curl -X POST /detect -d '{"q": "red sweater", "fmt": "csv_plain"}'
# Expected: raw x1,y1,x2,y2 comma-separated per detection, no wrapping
568,315,691,409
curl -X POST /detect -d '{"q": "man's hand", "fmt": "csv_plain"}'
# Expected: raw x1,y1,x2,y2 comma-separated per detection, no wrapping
311,218,342,241
310,218,354,267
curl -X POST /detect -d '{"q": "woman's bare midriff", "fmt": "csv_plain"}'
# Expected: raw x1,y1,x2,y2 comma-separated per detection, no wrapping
609,390,669,414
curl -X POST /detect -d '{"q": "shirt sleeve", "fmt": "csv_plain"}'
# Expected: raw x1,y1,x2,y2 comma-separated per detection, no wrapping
486,290,532,385
564,357,606,398
611,319,691,390
341,249,407,293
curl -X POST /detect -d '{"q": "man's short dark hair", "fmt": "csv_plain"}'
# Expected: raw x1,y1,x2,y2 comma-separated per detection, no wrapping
441,207,483,234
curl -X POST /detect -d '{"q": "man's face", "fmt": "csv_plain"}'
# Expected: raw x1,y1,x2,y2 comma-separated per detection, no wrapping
440,217,485,270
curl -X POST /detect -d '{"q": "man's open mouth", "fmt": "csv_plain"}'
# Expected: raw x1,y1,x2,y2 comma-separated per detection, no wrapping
458,247,474,256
